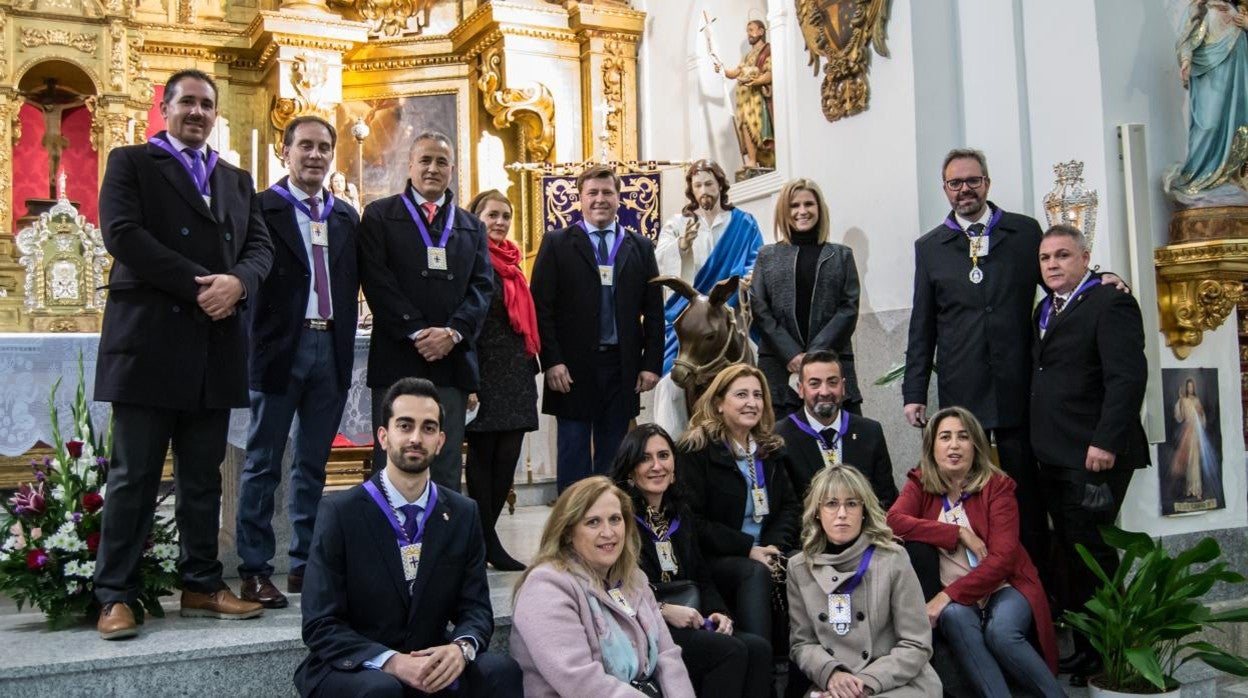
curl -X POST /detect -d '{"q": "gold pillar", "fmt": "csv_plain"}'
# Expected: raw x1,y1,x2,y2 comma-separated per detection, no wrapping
0,90,22,330
1155,207,1248,359
569,3,644,162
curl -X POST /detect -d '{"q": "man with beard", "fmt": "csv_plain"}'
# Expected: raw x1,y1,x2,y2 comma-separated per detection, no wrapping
652,159,763,434
236,115,360,608
93,69,272,639
358,131,493,491
902,147,1050,575
530,164,664,492
714,20,775,170
296,377,522,698
777,350,896,505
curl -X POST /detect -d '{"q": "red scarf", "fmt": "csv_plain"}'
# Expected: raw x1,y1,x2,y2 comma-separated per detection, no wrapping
488,237,540,357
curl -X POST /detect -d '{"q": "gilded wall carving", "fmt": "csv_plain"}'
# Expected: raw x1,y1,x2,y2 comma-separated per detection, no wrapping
796,0,891,123
20,28,100,55
270,52,333,155
327,0,437,38
599,39,625,153
477,47,555,162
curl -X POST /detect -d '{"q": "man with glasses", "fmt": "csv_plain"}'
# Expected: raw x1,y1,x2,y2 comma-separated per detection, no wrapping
901,148,1049,575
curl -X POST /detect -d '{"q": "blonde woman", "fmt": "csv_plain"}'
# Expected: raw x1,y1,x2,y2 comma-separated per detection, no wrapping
788,465,940,697
886,406,1061,697
749,178,861,416
511,476,694,698
678,363,799,652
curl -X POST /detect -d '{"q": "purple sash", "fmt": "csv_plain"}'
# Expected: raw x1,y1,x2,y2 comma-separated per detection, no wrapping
270,183,334,225
362,478,438,545
400,192,454,248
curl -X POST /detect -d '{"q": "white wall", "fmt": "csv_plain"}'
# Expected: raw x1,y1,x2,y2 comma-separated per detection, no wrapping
636,0,1245,538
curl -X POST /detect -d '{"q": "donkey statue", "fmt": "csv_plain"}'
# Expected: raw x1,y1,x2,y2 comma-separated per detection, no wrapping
650,274,755,416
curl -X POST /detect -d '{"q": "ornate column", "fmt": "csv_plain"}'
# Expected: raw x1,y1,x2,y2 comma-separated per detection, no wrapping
1154,207,1248,358
568,3,644,162
0,90,23,330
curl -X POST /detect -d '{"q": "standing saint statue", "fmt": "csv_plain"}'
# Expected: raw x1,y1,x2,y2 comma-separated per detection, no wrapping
1166,0,1248,205
714,20,776,171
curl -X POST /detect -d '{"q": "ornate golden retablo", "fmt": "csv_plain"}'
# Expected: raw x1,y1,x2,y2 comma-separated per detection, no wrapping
796,0,891,123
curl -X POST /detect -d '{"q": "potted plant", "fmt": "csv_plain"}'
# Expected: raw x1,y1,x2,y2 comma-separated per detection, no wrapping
1063,525,1248,696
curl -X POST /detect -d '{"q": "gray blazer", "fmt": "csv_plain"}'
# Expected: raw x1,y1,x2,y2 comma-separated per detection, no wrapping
750,241,861,409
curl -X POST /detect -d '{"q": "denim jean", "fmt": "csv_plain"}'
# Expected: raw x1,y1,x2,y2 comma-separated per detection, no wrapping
938,586,1065,698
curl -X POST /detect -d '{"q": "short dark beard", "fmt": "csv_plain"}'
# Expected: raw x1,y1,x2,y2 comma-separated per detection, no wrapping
812,401,837,419
389,449,432,474
698,194,716,211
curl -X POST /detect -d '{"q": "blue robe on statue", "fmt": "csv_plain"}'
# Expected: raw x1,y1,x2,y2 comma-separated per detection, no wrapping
1174,6,1248,195
662,208,763,375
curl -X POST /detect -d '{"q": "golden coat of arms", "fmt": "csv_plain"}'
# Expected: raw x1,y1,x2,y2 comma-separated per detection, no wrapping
796,0,891,122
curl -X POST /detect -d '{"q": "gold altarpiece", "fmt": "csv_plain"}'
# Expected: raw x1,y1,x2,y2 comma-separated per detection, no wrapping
0,0,647,331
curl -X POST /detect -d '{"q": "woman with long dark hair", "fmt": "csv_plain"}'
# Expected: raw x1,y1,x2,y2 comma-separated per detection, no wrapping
610,424,771,697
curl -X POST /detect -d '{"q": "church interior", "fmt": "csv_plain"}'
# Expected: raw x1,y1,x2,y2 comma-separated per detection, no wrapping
0,0,1247,693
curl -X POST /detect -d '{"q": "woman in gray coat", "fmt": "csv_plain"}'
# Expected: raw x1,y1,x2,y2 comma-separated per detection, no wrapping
787,465,941,697
750,178,861,416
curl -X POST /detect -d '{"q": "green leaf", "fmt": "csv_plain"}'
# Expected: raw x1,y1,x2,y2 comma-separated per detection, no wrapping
1124,647,1167,690
1183,650,1248,677
1075,543,1115,588
1101,525,1154,555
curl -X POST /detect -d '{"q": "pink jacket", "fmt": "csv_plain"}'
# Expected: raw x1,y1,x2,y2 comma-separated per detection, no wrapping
511,563,695,698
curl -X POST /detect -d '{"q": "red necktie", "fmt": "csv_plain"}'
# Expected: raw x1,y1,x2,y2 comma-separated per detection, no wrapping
421,201,437,223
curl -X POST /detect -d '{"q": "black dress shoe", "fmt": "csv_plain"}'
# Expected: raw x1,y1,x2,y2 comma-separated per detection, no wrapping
1060,649,1102,675
488,549,526,572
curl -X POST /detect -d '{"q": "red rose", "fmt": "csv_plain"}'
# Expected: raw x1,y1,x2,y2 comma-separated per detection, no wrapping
81,492,104,513
26,548,48,570
66,440,84,459
86,532,101,554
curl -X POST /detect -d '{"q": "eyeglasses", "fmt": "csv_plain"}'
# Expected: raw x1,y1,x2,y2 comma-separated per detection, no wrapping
821,499,863,512
944,176,986,191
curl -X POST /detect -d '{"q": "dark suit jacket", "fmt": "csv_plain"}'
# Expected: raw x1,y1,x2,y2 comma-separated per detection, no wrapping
358,188,493,391
751,242,861,404
679,442,800,558
903,205,1042,430
1029,283,1149,470
248,181,360,393
95,134,274,410
294,476,493,696
530,224,664,418
776,412,897,508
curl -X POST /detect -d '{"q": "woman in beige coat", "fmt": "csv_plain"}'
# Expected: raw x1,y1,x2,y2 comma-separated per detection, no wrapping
787,466,941,697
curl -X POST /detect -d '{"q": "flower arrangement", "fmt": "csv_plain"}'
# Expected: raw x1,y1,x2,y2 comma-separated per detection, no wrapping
0,354,179,629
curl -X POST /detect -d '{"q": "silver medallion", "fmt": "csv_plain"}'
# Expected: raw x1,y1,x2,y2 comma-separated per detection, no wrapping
969,267,984,284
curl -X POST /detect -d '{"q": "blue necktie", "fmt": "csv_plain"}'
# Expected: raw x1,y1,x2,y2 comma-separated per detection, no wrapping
399,503,422,541
593,230,616,345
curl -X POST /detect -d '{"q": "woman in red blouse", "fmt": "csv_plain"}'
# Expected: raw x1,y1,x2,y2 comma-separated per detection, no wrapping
886,406,1061,698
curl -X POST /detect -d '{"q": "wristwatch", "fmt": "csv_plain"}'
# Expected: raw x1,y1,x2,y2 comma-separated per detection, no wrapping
453,638,476,664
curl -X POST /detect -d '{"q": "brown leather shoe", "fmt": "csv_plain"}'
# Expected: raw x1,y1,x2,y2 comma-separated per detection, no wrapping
180,588,264,620
97,601,138,640
240,575,288,609
286,570,303,595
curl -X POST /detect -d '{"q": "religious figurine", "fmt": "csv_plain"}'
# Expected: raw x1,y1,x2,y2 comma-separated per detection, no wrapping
713,20,776,172
1165,0,1248,206
20,79,89,201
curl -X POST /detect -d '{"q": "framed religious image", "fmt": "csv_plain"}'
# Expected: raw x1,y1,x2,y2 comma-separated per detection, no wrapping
334,91,464,209
1157,368,1225,515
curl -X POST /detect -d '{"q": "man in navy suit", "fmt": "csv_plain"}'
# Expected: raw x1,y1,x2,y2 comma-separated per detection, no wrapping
530,164,664,492
93,70,272,639
295,377,522,697
236,115,360,608
358,132,492,491
1030,224,1147,682
777,350,897,507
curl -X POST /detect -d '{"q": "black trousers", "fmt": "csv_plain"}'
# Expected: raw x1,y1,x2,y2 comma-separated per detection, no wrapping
94,403,230,604
464,430,524,554
991,426,1049,576
307,651,523,698
1039,463,1134,653
711,556,778,655
669,626,771,698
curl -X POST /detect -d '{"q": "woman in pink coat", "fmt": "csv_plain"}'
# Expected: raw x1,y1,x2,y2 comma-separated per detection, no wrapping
511,476,695,697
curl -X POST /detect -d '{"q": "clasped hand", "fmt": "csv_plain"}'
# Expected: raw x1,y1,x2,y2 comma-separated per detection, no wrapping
383,644,465,693
193,274,243,321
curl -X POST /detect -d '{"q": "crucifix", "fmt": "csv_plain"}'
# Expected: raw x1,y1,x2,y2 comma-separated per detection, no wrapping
20,79,89,200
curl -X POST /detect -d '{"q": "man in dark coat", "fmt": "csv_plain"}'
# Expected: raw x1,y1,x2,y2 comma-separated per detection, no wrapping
530,164,664,492
236,115,360,608
901,148,1048,570
358,131,493,491
1030,224,1148,682
777,350,896,507
93,70,272,639
295,377,521,697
